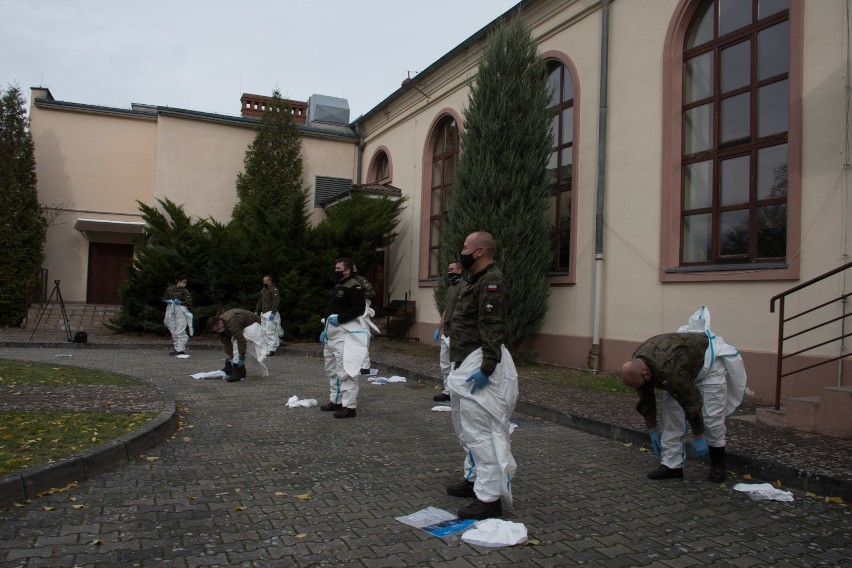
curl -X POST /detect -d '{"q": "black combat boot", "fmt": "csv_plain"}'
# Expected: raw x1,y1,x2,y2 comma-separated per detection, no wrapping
221,358,233,375
446,479,476,498
647,465,684,480
458,498,502,520
320,402,343,411
709,446,726,483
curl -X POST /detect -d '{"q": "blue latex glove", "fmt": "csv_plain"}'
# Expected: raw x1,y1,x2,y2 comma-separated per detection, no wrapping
328,315,340,326
648,429,661,457
173,299,181,306
319,330,327,344
231,357,244,366
693,437,709,458
433,327,441,343
465,369,490,395
267,312,275,321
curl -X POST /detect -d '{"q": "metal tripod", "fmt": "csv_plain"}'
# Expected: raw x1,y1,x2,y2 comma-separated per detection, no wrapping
29,280,73,342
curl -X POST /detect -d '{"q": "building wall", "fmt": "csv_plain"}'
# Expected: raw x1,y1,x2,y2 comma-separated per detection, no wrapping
30,103,156,301
358,0,852,403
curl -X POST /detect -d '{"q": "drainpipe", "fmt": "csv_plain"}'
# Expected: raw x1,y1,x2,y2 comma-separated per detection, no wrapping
587,0,610,371
840,0,852,387
354,122,365,184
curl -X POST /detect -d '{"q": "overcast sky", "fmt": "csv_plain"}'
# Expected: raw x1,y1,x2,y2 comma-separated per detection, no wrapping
2,0,518,120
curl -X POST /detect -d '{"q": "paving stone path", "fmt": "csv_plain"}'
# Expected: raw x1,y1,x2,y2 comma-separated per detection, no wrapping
0,347,850,567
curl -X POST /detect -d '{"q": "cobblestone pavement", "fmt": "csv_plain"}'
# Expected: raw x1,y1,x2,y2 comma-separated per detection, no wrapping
1,345,850,567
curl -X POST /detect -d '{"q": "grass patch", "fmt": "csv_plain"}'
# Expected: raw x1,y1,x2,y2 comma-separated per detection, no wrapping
373,338,439,359
0,359,144,386
0,411,157,475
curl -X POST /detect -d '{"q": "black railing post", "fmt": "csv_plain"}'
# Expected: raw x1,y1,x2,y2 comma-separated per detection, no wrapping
775,296,785,410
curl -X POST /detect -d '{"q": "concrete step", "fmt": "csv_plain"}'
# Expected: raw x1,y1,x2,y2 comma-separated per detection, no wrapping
22,303,120,331
755,386,852,439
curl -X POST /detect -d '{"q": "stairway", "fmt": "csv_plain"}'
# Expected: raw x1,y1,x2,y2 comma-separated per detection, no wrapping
756,386,852,439
21,302,120,332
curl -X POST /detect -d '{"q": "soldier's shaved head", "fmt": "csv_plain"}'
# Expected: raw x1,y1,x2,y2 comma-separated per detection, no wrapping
619,358,651,388
469,231,496,256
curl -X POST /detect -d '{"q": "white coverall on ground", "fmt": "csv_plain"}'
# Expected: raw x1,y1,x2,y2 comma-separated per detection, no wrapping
164,303,193,352
260,311,283,352
661,306,748,469
323,314,371,409
448,346,518,506
230,323,269,377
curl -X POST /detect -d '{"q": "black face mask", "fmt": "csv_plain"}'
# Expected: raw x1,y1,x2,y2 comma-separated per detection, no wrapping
334,270,345,281
448,272,462,285
459,253,476,270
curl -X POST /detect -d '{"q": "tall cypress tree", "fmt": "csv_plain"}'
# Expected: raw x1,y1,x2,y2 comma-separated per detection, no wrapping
232,89,309,223
438,16,553,349
0,85,47,326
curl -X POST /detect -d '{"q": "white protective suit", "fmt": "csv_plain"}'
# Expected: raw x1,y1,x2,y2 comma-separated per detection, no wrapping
260,310,285,352
323,306,378,408
164,303,193,352
439,334,452,393
661,306,748,468
230,322,269,377
448,346,519,506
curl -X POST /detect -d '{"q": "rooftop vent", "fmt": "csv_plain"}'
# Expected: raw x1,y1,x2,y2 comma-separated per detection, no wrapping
308,94,350,126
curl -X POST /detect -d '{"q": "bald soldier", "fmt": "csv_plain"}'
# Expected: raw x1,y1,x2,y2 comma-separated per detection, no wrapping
619,307,747,483
444,231,519,520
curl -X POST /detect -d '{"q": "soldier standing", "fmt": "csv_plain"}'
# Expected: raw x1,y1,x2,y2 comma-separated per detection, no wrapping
319,258,368,419
256,275,282,356
432,260,465,402
163,276,193,356
445,231,518,521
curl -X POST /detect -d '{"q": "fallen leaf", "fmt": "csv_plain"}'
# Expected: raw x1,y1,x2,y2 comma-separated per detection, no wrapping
295,493,313,501
13,503,24,508
144,456,159,462
772,480,782,489
233,505,247,511
91,539,104,546
622,442,633,448
43,506,55,511
525,538,541,546
72,504,87,510
187,496,197,501
805,492,818,498
295,533,307,539
639,447,649,452
271,467,279,471
182,437,191,442
825,496,845,504
742,474,752,480
274,491,288,497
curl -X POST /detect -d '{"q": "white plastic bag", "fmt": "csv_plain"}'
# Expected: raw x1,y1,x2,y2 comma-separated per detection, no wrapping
461,519,527,547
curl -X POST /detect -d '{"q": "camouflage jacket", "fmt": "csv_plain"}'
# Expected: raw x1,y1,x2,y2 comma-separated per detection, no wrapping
163,284,192,308
353,274,376,300
325,276,366,324
449,263,507,376
632,333,710,434
255,284,280,313
219,309,260,360
442,280,465,333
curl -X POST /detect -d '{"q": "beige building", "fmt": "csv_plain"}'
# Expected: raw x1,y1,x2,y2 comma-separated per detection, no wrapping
29,0,852,415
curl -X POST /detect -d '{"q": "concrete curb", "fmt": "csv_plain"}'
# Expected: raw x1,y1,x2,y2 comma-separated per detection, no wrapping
0,401,178,508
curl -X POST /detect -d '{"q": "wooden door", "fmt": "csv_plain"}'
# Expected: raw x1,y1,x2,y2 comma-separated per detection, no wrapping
86,242,134,304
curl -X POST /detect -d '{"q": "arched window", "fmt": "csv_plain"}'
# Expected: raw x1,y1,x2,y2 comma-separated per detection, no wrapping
679,0,791,266
367,148,391,183
546,60,575,273
427,116,459,277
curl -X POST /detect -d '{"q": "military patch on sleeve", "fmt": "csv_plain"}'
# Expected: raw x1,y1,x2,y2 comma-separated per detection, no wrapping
487,283,498,292
485,300,495,313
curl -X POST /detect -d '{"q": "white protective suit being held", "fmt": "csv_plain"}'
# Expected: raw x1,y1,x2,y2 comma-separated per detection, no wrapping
659,306,748,469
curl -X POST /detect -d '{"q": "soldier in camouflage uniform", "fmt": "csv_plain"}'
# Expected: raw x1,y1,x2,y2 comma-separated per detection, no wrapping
432,260,465,402
319,258,368,419
620,318,747,483
255,275,282,356
162,276,193,356
445,231,518,521
206,309,262,383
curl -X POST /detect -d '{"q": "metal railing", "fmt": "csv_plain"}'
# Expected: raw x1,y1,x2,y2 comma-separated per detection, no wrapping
770,260,852,409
